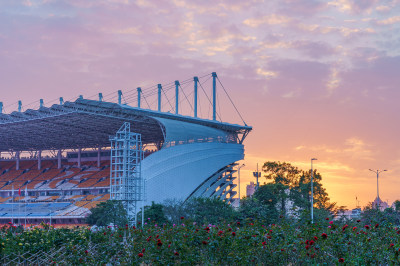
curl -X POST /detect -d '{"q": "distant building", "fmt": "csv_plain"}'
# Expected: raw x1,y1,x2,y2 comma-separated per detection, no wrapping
246,182,256,197
372,197,389,211
350,208,361,219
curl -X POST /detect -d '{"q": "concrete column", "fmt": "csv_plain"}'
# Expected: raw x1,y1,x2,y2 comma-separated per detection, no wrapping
16,151,20,170
78,148,81,168
97,147,101,168
38,150,42,170
57,150,62,169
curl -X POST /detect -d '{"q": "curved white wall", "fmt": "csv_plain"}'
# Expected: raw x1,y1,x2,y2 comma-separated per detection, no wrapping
142,142,244,205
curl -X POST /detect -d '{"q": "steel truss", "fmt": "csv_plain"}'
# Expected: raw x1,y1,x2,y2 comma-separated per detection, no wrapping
110,122,144,226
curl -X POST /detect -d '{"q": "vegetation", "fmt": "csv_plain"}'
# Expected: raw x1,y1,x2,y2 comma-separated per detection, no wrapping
10,160,398,264
86,200,128,226
1,216,400,264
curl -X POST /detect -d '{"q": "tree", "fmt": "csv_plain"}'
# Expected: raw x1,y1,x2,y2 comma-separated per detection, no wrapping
184,197,236,224
162,198,186,224
86,200,128,226
137,202,168,224
262,161,300,214
262,161,336,220
237,183,280,224
394,200,400,212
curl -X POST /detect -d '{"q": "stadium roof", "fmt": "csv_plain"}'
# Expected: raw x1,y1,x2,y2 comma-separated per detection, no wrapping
0,99,252,152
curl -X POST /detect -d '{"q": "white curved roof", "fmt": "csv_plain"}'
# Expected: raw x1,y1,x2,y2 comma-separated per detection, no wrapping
152,117,229,143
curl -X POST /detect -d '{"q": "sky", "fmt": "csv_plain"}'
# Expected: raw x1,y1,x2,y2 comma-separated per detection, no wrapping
0,0,399,209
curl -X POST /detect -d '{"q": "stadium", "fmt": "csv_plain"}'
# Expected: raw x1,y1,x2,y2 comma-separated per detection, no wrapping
0,72,252,226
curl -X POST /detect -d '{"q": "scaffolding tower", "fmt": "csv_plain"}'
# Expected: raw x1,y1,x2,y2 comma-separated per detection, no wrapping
110,122,144,226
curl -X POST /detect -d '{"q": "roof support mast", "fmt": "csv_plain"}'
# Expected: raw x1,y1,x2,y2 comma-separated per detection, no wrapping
18,101,22,112
118,90,122,105
175,81,179,114
158,84,162,112
212,72,217,121
137,87,141,108
194,77,198,118
40,99,44,108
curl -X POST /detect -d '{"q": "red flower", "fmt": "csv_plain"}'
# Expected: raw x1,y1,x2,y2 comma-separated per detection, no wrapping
375,223,379,228
237,222,240,225
84,250,88,254
205,227,210,231
280,249,284,252
132,226,136,229
142,248,145,253
262,241,266,246
309,240,315,246
228,228,232,232
232,232,236,236
364,225,370,230
325,218,329,220
103,232,106,235
390,243,394,248
339,258,344,263
352,227,357,231
138,253,144,257
202,240,208,245
311,253,316,258
357,219,361,223
174,251,179,256
321,233,328,239
342,224,348,231
313,236,318,241
180,217,184,220
329,221,333,225
305,245,310,250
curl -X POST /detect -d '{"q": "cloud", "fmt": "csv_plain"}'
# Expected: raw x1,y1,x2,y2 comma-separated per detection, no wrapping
243,14,291,27
376,16,400,25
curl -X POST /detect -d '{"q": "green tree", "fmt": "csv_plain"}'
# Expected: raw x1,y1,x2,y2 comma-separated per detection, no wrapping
137,202,168,224
394,200,400,212
86,200,128,226
184,197,236,224
262,161,336,221
262,161,300,214
238,183,280,224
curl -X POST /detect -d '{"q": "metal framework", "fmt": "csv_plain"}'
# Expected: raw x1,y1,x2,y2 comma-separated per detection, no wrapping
110,122,144,226
0,99,251,152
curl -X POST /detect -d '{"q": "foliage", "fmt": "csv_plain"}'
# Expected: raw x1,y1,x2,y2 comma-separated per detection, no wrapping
261,161,336,219
1,217,400,264
184,197,236,224
86,200,128,227
137,202,168,225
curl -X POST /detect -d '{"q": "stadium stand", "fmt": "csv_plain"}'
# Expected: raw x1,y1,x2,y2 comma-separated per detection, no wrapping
0,157,111,225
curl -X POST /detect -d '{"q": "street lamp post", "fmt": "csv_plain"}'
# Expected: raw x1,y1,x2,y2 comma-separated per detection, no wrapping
237,164,245,208
369,169,387,210
311,158,317,224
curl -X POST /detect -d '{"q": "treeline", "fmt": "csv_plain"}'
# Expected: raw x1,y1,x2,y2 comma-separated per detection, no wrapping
87,161,400,226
